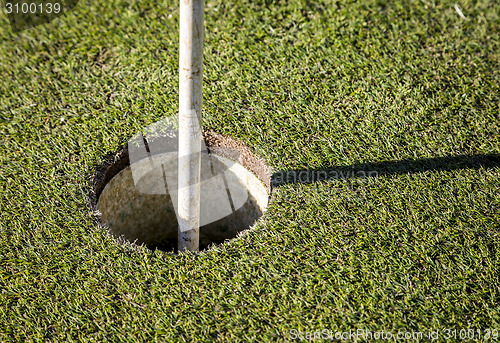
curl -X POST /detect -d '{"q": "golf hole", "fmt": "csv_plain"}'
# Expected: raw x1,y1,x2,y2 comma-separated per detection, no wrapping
94,132,271,253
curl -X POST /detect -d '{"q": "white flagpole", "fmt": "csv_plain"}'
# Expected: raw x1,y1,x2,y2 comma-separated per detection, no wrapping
178,0,204,252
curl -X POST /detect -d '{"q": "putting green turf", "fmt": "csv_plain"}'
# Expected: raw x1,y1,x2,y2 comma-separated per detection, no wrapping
1,0,499,340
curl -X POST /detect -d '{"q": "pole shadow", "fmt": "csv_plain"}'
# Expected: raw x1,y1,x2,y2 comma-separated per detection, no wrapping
271,153,500,189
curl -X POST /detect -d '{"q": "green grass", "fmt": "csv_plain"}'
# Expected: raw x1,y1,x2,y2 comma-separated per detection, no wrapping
1,0,499,340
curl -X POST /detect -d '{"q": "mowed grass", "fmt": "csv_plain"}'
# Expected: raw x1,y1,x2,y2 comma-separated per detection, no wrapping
0,0,499,340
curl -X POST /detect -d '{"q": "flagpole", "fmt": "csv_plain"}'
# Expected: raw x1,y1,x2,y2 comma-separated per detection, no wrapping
178,0,204,252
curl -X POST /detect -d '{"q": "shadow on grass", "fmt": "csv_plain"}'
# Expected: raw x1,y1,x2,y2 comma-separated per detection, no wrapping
271,153,500,189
